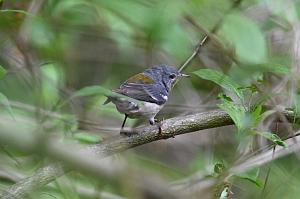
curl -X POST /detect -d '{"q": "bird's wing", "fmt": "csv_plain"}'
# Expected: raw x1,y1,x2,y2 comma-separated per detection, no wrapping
124,73,156,84
117,73,167,105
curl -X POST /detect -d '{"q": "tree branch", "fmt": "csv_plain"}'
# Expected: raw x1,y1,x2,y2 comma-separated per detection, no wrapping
1,108,298,199
171,132,300,197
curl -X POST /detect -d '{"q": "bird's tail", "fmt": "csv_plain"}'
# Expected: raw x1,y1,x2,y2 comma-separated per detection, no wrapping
103,94,120,105
103,97,112,105
103,91,140,106
103,89,120,105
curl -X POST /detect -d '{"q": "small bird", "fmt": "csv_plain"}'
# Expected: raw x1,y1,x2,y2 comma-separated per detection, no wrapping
104,64,189,134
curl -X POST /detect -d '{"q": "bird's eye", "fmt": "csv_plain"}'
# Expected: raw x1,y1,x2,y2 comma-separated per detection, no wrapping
169,73,176,79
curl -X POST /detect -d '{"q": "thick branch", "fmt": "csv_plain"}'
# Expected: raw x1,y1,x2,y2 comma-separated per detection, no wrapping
87,110,232,156
1,163,67,199
1,109,298,199
1,110,232,199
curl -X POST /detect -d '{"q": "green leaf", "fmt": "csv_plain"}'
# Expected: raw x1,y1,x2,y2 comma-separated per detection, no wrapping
219,13,266,64
25,18,54,48
218,94,246,131
52,0,97,26
249,105,262,127
218,94,266,133
251,105,262,119
238,84,258,94
236,168,263,187
258,63,290,74
41,63,63,105
294,93,300,117
260,110,276,122
214,162,226,174
0,65,7,79
255,131,288,147
193,69,243,99
217,93,233,102
0,92,15,119
74,132,102,144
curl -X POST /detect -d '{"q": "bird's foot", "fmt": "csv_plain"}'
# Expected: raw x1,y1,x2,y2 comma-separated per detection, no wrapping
150,118,165,135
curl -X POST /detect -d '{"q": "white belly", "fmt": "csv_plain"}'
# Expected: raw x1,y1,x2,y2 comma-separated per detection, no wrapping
135,101,164,119
114,100,163,119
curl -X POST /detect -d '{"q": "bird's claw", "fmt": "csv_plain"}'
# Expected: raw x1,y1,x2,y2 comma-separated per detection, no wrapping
151,118,164,135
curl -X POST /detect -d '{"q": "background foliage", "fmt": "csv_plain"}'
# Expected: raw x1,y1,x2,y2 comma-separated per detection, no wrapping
0,0,300,198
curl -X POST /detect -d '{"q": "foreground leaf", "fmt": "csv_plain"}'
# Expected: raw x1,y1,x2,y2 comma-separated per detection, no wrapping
214,162,226,174
236,168,263,187
0,65,7,79
257,63,290,74
0,92,15,119
219,13,266,64
193,69,243,99
255,131,287,147
218,93,245,131
74,132,102,144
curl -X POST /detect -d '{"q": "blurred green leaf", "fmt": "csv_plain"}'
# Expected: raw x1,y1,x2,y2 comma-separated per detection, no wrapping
128,154,185,180
52,0,97,25
219,12,267,64
236,168,263,187
255,131,288,147
74,132,102,144
238,84,259,94
193,69,243,99
260,110,276,122
0,92,14,119
41,63,63,105
265,0,298,23
217,93,233,102
293,93,300,117
258,63,290,74
214,162,226,174
163,23,192,60
228,64,264,86
25,18,54,48
250,105,262,126
0,65,7,79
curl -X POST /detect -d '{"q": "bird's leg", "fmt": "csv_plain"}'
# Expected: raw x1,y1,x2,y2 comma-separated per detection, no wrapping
149,117,162,134
120,114,128,135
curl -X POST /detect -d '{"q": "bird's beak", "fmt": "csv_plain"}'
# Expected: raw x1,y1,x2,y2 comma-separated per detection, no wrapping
179,73,190,77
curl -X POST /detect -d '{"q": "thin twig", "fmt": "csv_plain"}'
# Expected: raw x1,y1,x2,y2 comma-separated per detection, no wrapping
178,0,243,72
260,146,275,198
172,133,300,197
178,36,208,72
